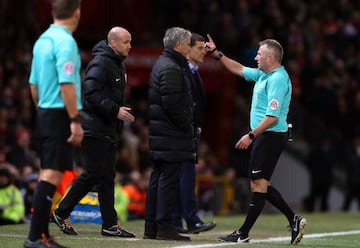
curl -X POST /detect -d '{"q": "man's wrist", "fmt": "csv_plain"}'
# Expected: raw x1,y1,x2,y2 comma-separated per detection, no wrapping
207,47,217,54
70,114,81,123
215,51,224,61
248,131,255,140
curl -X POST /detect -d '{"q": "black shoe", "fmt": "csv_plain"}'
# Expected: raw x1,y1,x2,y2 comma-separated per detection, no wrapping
186,221,216,234
219,230,249,243
50,212,78,235
47,236,69,248
24,239,49,248
24,235,69,248
101,225,136,238
290,215,306,244
173,226,187,234
157,230,191,241
143,230,157,239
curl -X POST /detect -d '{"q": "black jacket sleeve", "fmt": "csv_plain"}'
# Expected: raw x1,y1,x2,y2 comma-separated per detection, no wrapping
83,58,120,119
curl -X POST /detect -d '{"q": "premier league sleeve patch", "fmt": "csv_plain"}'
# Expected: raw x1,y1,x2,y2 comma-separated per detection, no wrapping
269,99,279,111
63,61,75,76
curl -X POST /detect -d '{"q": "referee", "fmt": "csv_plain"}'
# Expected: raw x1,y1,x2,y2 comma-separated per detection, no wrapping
24,1,83,248
205,35,306,245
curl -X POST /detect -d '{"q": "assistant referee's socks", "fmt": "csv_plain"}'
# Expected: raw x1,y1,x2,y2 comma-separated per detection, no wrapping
28,180,56,241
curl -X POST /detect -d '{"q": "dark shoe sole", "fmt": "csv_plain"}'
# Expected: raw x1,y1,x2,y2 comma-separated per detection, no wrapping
156,236,191,241
186,222,216,234
101,232,135,238
143,235,157,240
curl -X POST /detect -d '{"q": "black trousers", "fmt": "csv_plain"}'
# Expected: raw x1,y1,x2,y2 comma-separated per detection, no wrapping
172,161,202,228
56,136,117,227
145,160,181,233
173,128,202,228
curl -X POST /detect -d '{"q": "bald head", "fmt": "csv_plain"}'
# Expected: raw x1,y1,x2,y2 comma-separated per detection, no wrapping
107,27,132,57
107,27,128,42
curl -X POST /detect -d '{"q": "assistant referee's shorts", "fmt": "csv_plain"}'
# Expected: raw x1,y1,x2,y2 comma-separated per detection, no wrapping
37,108,74,171
248,131,287,180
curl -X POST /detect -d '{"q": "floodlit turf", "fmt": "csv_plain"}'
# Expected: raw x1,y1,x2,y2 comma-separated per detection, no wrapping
0,212,359,248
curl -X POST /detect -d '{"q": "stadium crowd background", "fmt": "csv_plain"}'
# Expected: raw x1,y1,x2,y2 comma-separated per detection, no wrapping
0,0,359,222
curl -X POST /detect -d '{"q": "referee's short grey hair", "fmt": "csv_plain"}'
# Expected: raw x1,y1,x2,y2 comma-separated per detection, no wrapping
163,27,191,49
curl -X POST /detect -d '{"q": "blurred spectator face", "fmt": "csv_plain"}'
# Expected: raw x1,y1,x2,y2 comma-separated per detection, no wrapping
0,108,9,137
16,129,30,148
138,176,148,191
128,170,147,191
22,165,33,180
0,107,9,121
0,149,6,163
25,173,38,191
27,180,37,191
2,87,14,106
0,168,10,187
0,174,9,187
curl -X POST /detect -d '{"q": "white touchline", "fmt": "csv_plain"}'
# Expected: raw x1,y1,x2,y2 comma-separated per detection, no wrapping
170,230,360,248
1,230,360,246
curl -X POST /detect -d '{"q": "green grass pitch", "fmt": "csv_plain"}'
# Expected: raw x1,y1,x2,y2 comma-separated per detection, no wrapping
0,212,359,248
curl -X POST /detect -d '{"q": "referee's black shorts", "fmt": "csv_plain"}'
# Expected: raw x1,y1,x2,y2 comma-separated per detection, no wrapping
248,131,287,180
37,108,74,172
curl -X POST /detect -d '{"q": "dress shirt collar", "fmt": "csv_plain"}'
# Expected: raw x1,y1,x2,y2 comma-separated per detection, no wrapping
188,62,199,73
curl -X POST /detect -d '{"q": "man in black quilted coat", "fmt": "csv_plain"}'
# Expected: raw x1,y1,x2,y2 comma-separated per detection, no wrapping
144,27,195,241
51,27,136,238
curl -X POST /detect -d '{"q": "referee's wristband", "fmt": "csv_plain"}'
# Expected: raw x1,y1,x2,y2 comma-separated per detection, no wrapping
215,51,224,61
207,47,217,54
70,114,81,123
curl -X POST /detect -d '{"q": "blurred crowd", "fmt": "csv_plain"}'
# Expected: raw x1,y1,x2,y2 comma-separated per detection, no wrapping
1,0,360,225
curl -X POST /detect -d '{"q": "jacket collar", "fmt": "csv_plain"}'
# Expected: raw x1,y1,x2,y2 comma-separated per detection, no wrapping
92,40,126,63
163,48,188,68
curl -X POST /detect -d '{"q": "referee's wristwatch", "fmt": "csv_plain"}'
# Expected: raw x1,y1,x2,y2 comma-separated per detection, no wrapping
70,114,81,123
248,131,255,140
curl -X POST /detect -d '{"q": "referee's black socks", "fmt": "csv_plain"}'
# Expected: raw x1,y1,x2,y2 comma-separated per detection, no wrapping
267,185,295,224
239,192,267,235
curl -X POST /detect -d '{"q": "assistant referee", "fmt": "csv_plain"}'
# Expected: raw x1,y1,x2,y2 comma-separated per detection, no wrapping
25,1,83,247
